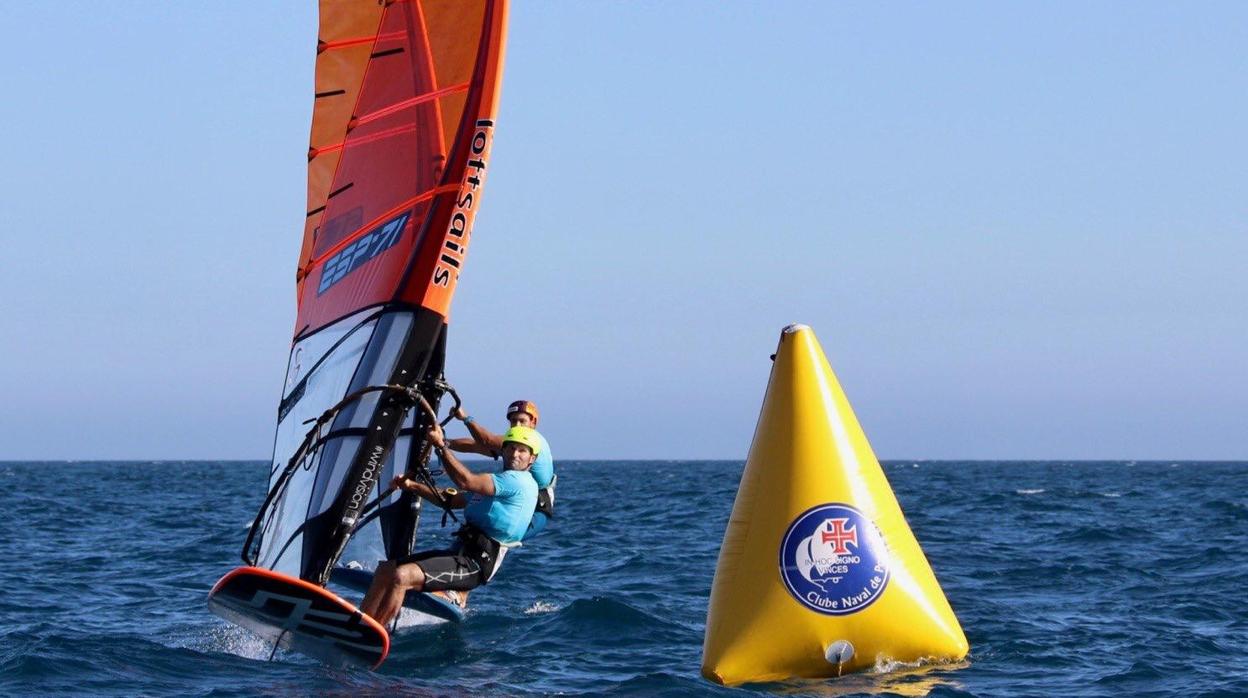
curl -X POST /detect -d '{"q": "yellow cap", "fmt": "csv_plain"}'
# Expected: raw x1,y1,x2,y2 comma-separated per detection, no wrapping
501,426,542,456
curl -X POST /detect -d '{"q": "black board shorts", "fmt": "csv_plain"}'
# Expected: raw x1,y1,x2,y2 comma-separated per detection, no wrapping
396,527,506,593
398,548,485,592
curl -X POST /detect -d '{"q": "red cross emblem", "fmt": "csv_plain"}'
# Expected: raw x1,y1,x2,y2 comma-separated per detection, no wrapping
820,518,857,554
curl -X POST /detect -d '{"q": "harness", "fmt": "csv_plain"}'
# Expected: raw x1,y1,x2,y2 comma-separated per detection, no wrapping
535,474,557,518
454,524,519,583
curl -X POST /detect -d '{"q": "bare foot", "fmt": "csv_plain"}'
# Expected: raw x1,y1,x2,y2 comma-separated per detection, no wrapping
432,590,469,608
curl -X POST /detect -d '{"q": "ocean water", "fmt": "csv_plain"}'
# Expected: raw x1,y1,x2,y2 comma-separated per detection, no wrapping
2,460,1246,697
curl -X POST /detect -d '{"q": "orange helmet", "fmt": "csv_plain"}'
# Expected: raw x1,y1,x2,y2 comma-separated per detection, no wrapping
506,400,539,424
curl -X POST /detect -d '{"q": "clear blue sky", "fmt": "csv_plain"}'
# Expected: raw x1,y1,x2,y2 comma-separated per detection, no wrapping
2,2,1244,460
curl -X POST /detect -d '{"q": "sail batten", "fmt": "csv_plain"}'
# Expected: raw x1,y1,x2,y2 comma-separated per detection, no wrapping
353,82,470,128
305,184,458,274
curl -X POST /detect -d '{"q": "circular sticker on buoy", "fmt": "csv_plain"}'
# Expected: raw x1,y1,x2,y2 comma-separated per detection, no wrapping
779,503,891,616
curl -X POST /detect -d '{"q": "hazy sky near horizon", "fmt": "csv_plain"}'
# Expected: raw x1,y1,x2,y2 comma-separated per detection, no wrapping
1,2,1244,461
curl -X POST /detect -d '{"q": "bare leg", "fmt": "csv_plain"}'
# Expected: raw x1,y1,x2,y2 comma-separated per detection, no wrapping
359,561,394,619
361,560,427,627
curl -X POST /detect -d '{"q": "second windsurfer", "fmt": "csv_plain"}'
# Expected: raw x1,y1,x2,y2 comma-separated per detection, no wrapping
450,399,556,536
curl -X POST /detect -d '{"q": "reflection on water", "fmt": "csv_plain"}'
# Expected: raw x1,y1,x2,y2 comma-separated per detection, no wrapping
760,658,972,697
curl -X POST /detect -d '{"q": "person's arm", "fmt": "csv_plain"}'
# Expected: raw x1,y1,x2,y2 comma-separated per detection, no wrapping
454,406,504,454
427,423,495,496
446,437,496,457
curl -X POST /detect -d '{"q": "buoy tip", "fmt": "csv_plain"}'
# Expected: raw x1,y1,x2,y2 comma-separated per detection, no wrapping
782,323,811,335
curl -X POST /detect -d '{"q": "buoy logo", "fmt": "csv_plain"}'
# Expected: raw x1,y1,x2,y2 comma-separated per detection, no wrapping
779,503,890,616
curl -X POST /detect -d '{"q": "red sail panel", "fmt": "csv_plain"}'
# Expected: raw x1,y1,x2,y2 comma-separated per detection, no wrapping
294,0,507,336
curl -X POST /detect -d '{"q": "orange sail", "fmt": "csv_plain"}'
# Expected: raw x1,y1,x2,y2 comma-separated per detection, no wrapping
296,0,507,333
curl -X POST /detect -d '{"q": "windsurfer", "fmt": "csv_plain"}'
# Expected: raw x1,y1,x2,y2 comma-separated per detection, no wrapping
359,424,540,626
449,399,556,536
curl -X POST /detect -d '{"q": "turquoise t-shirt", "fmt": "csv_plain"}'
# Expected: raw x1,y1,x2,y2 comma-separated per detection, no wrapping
529,432,554,489
464,470,538,544
523,433,554,540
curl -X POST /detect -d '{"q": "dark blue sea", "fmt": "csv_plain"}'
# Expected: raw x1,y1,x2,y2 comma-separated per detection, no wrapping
2,460,1246,696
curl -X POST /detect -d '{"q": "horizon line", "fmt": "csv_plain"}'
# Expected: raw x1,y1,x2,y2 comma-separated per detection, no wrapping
2,458,1245,465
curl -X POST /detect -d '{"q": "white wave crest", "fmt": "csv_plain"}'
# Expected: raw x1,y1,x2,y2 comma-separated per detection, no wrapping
188,623,287,662
1015,488,1045,495
524,600,561,615
871,653,937,673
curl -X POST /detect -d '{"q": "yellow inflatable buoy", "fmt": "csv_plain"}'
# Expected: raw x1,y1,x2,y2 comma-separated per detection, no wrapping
701,324,968,685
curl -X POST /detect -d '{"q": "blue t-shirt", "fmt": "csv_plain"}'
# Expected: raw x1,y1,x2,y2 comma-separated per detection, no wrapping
464,470,538,544
529,432,554,489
